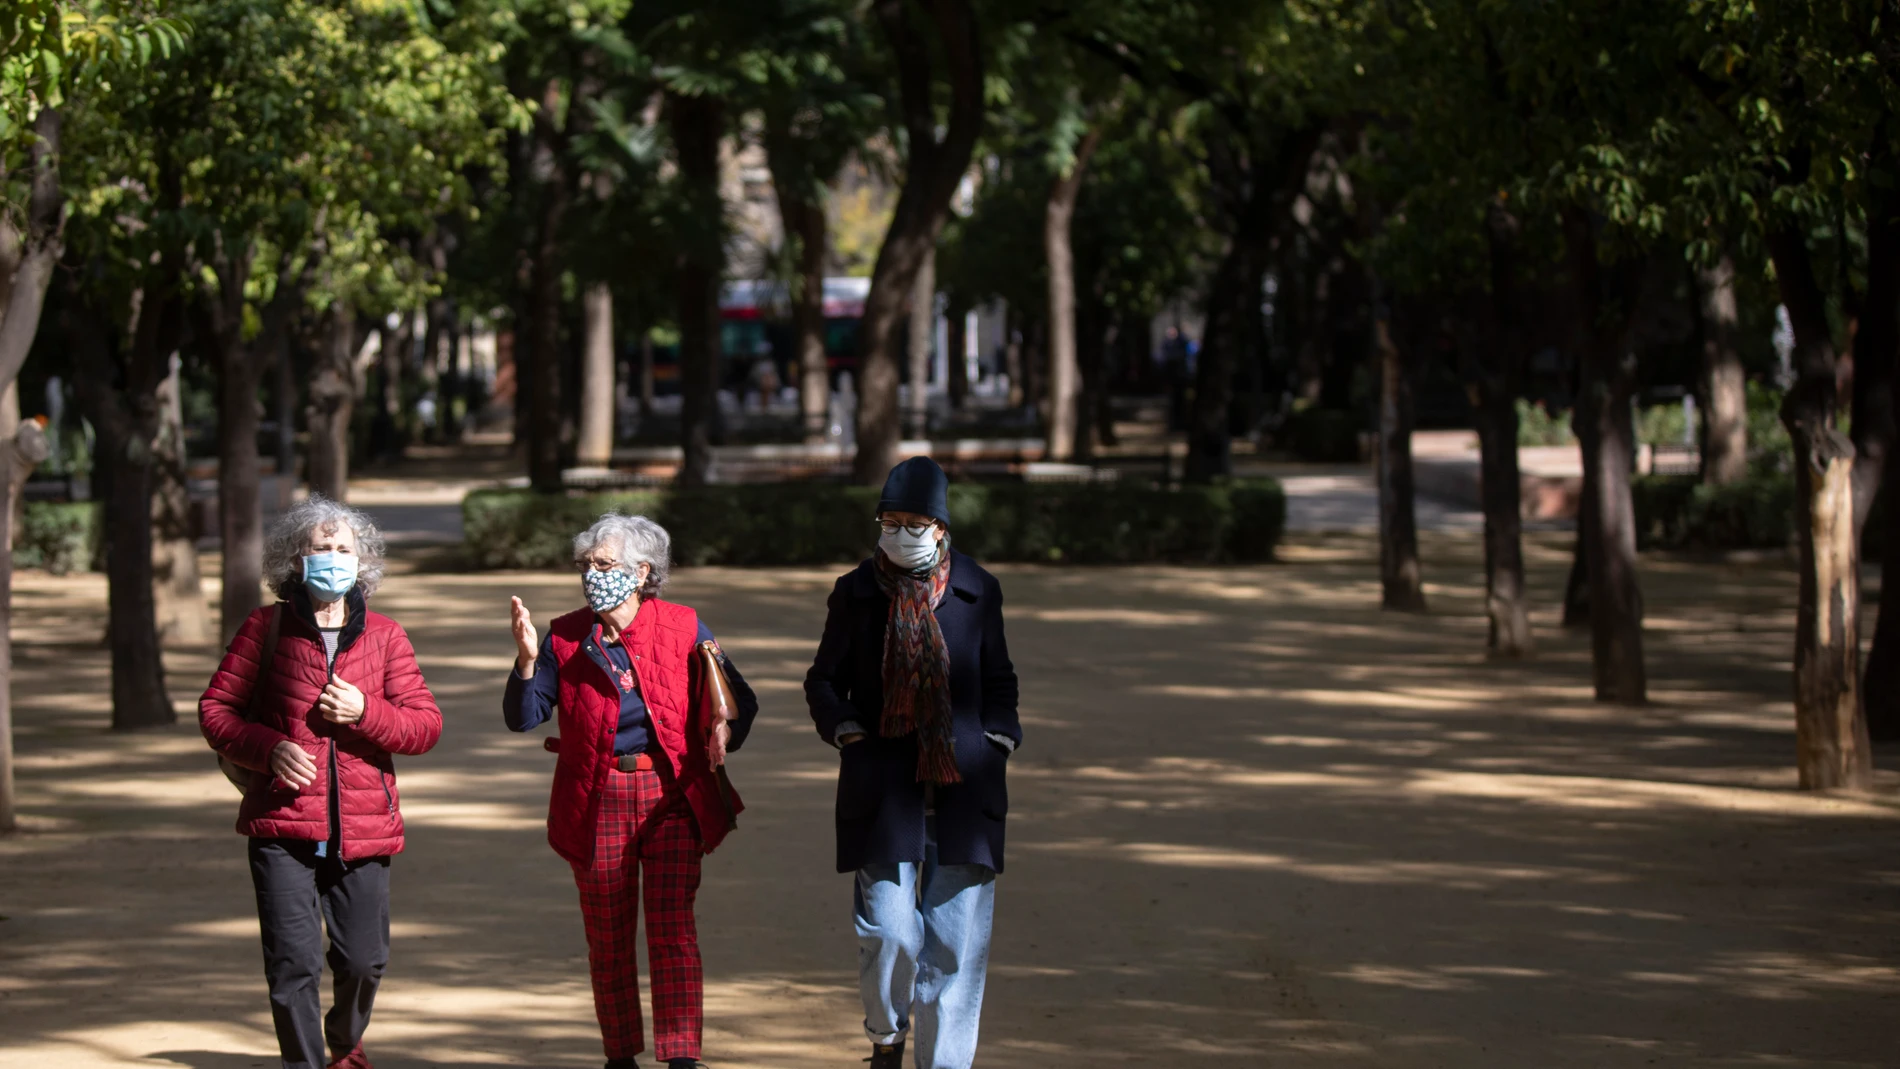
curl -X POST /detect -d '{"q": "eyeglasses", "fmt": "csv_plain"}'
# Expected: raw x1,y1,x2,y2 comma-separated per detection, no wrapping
877,520,936,537
575,558,624,573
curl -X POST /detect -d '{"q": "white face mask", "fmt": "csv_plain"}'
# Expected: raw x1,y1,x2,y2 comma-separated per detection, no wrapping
879,525,941,574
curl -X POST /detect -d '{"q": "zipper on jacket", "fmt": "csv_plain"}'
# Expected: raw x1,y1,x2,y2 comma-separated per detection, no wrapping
381,769,394,814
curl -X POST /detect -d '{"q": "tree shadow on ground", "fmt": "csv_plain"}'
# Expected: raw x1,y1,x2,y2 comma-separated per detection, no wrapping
2,533,1896,1068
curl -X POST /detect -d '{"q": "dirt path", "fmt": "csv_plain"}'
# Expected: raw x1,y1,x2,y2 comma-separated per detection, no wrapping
2,534,1896,1068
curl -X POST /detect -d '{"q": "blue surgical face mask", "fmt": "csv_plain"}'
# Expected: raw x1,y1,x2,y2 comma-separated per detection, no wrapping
302,551,359,603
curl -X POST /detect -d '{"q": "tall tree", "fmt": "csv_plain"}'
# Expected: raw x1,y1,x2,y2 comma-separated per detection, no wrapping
1044,124,1101,461
851,0,984,484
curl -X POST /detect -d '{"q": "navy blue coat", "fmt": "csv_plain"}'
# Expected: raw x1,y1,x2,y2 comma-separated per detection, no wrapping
805,551,1021,874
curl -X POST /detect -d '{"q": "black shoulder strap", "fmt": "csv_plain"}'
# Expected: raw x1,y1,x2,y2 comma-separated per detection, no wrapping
244,604,284,722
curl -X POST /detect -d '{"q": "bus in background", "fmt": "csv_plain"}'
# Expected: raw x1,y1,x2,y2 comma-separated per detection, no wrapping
719,277,869,394
640,277,868,399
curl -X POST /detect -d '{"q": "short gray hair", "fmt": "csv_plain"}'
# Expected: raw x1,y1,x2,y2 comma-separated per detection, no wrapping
573,513,670,600
264,494,387,598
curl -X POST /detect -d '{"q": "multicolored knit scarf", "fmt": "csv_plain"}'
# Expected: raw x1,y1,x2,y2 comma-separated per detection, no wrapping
874,537,959,784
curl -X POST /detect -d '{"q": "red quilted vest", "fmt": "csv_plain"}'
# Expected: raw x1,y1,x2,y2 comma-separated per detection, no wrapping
544,599,742,864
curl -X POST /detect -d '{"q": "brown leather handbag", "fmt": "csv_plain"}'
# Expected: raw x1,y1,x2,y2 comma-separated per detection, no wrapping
218,604,283,794
695,639,741,832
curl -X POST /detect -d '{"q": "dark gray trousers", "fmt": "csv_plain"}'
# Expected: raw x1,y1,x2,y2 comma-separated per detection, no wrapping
248,838,390,1069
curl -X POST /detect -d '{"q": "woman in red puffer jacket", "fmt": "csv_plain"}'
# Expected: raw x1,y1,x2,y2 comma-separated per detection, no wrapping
200,495,442,1069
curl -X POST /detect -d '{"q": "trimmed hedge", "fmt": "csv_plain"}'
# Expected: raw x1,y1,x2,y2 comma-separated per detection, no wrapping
17,501,101,574
463,479,1287,569
1631,473,1794,551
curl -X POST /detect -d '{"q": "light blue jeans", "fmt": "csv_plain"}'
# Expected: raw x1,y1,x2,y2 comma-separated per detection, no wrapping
854,820,996,1069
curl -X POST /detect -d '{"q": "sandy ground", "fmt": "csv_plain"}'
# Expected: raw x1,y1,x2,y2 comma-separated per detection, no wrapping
2,533,1898,1068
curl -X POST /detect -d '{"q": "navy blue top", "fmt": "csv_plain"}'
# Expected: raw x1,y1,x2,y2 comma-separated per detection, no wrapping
503,618,758,756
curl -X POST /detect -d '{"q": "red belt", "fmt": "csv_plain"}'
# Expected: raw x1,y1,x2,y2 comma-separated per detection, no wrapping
614,753,655,772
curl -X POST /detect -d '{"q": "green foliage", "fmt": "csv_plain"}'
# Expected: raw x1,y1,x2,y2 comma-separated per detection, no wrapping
17,501,100,575
462,479,1286,570
1283,407,1362,462
1516,400,1575,447
1631,473,1793,551
1745,380,1792,472
1635,403,1690,448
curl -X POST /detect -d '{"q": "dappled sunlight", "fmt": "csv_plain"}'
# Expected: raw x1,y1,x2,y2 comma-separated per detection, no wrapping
4,533,1897,1067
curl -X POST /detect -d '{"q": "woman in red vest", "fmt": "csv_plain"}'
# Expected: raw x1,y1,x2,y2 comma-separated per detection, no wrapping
503,512,759,1069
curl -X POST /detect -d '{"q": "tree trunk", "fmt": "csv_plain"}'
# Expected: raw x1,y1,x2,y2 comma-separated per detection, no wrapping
1004,307,1024,409
219,330,266,638
1769,224,1872,788
577,282,615,467
1185,125,1319,483
308,305,356,502
152,354,211,647
852,0,984,484
671,90,725,488
69,286,175,731
1868,430,1900,740
1075,294,1108,462
780,182,831,442
639,333,655,418
1375,313,1427,613
1567,210,1647,704
906,248,936,440
520,77,575,492
1578,352,1647,702
946,308,969,411
1044,127,1101,463
0,108,63,394
274,331,297,477
1477,205,1533,655
1851,205,1897,542
0,389,47,831
1695,255,1748,485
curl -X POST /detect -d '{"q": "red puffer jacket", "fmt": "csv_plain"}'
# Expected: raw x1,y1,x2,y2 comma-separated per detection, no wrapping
200,595,442,860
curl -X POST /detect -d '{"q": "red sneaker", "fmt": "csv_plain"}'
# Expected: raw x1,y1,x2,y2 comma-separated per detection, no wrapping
326,1045,373,1069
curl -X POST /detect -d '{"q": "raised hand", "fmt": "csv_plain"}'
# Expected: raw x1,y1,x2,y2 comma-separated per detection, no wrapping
511,596,538,675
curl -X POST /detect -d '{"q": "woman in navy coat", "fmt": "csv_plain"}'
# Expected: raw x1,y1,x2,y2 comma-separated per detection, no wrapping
806,456,1021,1069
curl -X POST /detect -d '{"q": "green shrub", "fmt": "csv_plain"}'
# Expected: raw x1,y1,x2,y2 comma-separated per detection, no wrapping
1284,407,1362,462
1631,473,1794,550
17,501,101,574
1516,399,1575,446
462,479,1287,569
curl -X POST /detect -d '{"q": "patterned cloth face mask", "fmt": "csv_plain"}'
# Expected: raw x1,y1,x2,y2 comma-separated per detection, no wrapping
583,567,640,613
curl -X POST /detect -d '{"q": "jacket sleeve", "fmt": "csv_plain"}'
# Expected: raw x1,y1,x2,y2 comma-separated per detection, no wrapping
695,621,761,752
198,607,290,772
354,624,444,756
503,631,560,732
978,575,1022,750
804,576,859,746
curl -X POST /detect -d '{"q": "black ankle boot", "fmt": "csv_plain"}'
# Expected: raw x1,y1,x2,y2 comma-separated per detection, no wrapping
866,1040,904,1069
605,1059,639,1069
669,1059,706,1069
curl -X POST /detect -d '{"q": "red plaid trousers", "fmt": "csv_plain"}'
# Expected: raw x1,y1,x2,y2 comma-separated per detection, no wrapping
573,765,704,1062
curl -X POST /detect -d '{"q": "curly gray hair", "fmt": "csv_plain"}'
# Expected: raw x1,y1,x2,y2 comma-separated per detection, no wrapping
264,494,387,598
573,513,670,600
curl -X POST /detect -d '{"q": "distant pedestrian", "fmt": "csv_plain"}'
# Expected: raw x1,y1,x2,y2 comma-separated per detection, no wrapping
806,456,1022,1069
502,513,759,1069
200,496,444,1069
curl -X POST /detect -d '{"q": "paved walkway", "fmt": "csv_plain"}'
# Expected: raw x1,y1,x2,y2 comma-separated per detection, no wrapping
1,535,1894,1067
